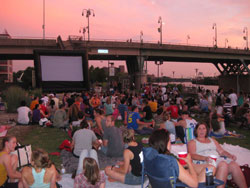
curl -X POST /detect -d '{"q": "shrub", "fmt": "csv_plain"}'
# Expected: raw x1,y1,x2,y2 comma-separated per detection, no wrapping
3,86,30,113
29,88,43,99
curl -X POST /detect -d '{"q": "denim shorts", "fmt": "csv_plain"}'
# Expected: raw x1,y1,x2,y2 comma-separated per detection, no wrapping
124,172,142,185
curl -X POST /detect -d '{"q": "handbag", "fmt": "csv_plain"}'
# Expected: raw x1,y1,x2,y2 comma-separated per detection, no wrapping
11,143,32,168
227,164,250,188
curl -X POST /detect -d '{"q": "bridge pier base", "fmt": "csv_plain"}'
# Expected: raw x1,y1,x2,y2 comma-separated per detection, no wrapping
126,56,147,91
219,75,250,93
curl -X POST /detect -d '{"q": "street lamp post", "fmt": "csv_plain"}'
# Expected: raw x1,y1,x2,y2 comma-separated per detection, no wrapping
158,16,162,45
140,31,143,43
225,38,228,48
243,27,248,50
82,9,95,41
186,35,190,45
42,0,45,39
212,23,217,47
108,61,114,90
155,60,163,83
79,27,87,41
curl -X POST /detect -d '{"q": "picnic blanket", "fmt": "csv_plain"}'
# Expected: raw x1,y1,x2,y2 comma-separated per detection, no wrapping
59,172,149,188
0,125,13,137
59,143,250,187
210,131,245,139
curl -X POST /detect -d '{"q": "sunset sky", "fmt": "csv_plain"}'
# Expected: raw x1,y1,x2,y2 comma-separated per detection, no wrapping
1,0,250,77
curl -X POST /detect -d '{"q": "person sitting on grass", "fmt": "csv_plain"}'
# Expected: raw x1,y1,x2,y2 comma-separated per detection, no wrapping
101,115,124,158
71,120,100,159
53,104,68,129
0,136,22,188
74,157,105,188
105,129,144,185
21,148,59,188
17,100,31,125
32,104,41,125
127,105,154,135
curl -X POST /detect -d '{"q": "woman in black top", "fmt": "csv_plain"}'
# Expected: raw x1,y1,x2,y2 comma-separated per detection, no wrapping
105,128,143,185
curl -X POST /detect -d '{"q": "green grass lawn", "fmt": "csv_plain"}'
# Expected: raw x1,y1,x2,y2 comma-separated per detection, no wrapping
19,127,68,168
12,120,250,169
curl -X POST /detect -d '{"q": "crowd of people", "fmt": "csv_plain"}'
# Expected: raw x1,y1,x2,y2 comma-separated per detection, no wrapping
1,84,250,188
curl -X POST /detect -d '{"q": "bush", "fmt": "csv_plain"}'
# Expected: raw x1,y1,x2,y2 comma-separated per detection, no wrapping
3,86,30,113
29,88,42,99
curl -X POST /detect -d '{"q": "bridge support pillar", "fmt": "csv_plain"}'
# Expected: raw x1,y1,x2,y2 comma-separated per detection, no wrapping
126,56,147,91
219,74,250,93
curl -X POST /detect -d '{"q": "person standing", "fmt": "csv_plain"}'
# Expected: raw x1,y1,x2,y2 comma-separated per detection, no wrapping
228,89,238,116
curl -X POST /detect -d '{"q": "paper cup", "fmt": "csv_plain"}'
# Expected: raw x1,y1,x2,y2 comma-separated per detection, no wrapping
210,155,217,162
178,152,187,165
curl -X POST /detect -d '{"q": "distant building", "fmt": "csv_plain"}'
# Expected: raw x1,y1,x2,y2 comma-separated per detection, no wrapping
0,32,13,83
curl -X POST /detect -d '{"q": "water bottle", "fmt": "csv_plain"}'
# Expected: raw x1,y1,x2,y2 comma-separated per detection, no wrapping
205,168,214,186
61,164,66,174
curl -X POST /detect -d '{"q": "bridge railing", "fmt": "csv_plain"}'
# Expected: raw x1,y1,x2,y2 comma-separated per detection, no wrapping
4,35,250,52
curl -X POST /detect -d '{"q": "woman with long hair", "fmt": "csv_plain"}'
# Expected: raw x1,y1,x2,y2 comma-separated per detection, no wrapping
144,129,198,187
0,136,21,188
21,148,58,188
74,158,105,188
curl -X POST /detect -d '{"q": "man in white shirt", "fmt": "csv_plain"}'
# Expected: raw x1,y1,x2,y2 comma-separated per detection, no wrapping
17,101,31,125
228,89,238,115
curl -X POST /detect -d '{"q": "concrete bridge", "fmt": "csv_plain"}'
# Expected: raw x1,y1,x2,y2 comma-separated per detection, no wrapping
1,36,250,91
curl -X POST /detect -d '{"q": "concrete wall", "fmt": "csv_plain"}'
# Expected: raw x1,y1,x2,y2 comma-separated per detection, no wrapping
219,75,250,93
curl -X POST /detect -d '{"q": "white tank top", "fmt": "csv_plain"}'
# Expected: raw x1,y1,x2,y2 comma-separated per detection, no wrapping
195,138,219,157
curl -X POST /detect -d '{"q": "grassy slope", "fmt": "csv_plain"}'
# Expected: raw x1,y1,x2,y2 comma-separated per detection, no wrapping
15,120,250,169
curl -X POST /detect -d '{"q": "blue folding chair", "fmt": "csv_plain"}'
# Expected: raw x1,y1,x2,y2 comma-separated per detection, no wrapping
141,147,179,188
184,127,195,151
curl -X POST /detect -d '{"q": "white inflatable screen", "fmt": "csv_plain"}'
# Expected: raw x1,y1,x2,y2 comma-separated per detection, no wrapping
40,56,84,81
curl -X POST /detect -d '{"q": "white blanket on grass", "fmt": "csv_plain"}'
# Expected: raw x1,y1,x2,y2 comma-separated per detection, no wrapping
59,143,250,188
59,173,149,188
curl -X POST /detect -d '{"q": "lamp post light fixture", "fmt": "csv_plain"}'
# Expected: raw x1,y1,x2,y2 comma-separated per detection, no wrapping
82,9,95,41
79,26,87,41
187,35,190,45
243,27,248,50
140,31,143,43
155,60,163,83
212,23,217,47
158,16,163,45
225,38,228,48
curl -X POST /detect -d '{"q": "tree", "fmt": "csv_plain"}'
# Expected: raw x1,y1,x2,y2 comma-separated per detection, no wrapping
89,66,107,83
13,67,34,89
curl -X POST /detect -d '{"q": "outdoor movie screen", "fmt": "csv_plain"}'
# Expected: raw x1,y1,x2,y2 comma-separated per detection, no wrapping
34,50,89,92
40,56,84,81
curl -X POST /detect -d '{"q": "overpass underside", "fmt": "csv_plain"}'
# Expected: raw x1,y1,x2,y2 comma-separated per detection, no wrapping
1,37,250,92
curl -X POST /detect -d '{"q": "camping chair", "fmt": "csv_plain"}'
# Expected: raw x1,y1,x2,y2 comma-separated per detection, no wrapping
184,127,195,151
141,147,179,188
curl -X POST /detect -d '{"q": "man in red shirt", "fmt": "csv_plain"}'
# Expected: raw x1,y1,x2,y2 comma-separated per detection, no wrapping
166,100,179,120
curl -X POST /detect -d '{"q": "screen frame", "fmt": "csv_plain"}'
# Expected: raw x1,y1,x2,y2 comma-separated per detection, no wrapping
34,50,89,92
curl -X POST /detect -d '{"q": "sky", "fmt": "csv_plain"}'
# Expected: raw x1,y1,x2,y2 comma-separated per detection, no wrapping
1,0,250,78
